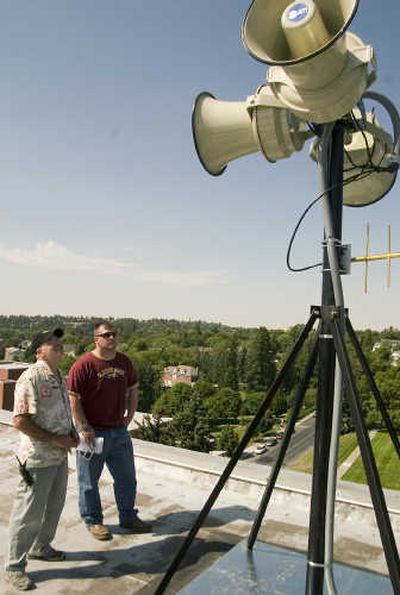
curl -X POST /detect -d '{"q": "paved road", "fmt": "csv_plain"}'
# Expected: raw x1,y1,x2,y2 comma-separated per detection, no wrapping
251,414,315,466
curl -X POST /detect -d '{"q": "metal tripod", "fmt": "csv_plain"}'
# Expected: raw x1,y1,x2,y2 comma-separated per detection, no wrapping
155,122,400,595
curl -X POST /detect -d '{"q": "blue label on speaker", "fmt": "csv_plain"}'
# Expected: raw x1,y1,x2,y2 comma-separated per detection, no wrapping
287,3,310,22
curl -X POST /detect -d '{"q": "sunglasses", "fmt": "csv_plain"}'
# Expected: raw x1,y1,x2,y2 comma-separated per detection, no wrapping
95,331,117,339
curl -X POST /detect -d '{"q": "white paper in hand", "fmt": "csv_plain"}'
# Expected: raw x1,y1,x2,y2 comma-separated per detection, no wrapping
77,434,104,454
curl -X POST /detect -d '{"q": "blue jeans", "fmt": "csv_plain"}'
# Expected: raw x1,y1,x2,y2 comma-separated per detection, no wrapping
76,426,137,526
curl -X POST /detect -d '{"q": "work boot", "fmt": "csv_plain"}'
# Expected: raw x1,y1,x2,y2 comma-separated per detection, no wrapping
119,516,153,533
87,524,112,541
5,571,35,591
28,544,65,561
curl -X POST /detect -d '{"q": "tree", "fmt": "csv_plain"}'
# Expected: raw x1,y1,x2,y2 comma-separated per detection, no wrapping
192,380,216,401
217,426,239,456
134,414,173,444
245,327,277,392
167,394,212,452
136,361,162,412
152,383,193,416
59,354,76,375
221,336,239,390
241,391,274,431
205,387,241,420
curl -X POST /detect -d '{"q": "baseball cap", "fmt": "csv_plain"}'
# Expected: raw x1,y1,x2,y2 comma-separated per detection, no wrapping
31,328,64,353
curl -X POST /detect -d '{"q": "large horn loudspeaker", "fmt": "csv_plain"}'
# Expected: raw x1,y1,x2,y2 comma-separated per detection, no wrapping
192,89,310,176
242,0,375,123
192,92,258,176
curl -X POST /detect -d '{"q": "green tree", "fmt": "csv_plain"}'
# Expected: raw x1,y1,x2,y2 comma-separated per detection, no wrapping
134,414,173,444
217,425,239,456
205,387,241,420
241,391,274,431
59,354,76,375
221,336,239,390
192,380,216,405
245,327,277,392
152,383,193,416
168,394,212,452
136,361,162,412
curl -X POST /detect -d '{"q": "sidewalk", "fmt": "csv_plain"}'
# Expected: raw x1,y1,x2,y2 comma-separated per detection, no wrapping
337,431,377,479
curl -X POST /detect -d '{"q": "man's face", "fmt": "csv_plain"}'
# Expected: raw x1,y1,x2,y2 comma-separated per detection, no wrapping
38,338,63,367
94,325,117,350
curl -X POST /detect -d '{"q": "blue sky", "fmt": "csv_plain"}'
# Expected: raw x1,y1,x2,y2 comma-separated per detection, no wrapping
0,0,399,329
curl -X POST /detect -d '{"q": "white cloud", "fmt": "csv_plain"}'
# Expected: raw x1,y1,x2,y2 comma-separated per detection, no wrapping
0,240,130,274
0,240,226,286
142,269,225,286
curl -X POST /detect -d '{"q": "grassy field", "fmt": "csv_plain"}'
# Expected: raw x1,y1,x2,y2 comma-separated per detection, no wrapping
343,432,400,490
286,432,400,491
286,432,358,474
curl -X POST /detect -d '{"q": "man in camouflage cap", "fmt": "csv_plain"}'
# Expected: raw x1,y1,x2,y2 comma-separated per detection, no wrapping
5,328,78,591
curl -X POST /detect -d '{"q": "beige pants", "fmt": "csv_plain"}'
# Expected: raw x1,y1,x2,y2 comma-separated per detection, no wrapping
5,459,68,572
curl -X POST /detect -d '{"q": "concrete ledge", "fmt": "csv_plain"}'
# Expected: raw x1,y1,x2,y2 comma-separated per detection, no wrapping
0,409,13,426
2,408,399,514
133,436,400,515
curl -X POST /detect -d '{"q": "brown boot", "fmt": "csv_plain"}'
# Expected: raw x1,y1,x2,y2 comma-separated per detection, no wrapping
87,524,112,541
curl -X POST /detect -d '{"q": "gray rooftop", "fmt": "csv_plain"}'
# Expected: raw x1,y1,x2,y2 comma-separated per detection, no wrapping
0,411,398,594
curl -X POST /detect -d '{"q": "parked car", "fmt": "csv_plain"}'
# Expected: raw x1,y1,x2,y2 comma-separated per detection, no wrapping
264,437,278,447
254,443,268,455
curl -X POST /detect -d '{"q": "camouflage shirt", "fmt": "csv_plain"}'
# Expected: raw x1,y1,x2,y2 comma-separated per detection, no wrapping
13,359,74,468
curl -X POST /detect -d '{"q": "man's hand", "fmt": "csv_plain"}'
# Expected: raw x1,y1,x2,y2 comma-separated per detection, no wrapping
123,413,134,426
81,426,96,447
52,434,79,452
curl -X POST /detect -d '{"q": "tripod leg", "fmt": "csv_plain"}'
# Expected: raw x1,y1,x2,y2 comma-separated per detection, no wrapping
331,317,400,592
346,317,400,458
154,310,319,595
248,330,320,550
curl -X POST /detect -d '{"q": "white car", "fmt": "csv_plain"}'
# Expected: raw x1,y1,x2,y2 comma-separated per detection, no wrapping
255,443,268,455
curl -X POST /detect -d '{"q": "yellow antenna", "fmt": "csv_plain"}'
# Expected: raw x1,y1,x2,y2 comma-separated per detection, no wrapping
364,223,370,294
387,224,392,288
351,224,400,292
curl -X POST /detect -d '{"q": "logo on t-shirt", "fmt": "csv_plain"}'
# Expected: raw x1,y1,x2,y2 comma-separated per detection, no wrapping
40,384,53,398
97,367,126,380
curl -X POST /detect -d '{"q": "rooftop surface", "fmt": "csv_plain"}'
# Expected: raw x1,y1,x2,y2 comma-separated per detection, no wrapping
0,411,398,594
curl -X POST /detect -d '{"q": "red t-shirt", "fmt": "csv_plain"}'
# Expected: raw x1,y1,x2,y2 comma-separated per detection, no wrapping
68,352,138,429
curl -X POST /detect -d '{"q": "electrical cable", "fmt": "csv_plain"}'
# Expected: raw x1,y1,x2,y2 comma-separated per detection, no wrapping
287,93,400,274
286,171,371,273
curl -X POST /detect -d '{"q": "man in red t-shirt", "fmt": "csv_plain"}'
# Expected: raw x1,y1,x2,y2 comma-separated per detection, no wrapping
68,321,152,541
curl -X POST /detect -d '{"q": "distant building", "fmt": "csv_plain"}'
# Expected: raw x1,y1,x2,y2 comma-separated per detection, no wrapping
372,339,400,351
162,365,198,387
0,361,30,381
372,339,400,367
0,361,30,411
4,346,26,361
391,351,400,366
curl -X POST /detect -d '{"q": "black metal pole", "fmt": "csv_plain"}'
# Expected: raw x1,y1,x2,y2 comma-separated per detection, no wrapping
306,122,345,595
154,310,318,595
248,327,320,550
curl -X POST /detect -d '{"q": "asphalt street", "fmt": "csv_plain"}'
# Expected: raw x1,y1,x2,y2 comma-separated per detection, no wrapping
252,414,315,466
